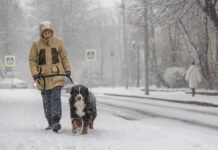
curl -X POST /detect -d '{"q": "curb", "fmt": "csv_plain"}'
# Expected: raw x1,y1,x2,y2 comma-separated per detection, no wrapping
104,93,218,108
185,92,218,96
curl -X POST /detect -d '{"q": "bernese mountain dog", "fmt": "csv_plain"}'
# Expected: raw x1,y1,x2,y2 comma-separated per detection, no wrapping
69,84,97,134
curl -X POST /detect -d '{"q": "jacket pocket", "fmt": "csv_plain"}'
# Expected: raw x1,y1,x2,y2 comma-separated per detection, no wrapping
51,66,59,74
51,48,59,64
51,65,65,86
38,49,46,65
36,67,46,88
51,64,64,74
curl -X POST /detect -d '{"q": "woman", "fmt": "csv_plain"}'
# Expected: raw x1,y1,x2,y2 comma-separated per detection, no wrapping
185,62,201,96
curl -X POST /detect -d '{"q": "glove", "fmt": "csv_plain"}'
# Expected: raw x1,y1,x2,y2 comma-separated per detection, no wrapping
65,71,71,77
33,74,41,81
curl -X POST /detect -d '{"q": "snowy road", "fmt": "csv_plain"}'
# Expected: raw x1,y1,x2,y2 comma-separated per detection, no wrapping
96,94,218,130
0,89,218,150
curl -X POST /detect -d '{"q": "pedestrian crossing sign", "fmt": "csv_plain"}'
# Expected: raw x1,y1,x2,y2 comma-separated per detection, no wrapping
85,49,96,61
4,55,16,67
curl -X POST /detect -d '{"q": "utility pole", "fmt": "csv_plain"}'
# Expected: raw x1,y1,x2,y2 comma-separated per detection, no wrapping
97,4,104,85
132,41,140,87
144,0,149,95
137,45,140,87
111,49,115,88
118,12,124,86
121,0,129,89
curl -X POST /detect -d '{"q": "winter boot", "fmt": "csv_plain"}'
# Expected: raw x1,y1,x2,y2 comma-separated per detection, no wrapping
45,119,52,130
52,123,61,132
45,125,52,130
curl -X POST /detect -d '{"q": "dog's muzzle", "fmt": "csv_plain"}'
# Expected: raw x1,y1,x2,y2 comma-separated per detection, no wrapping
76,95,82,101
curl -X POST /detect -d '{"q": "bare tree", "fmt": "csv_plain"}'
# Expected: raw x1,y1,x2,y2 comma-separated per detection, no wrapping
195,0,218,60
126,0,216,89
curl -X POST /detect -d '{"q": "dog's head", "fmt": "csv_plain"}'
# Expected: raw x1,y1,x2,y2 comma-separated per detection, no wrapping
70,85,89,102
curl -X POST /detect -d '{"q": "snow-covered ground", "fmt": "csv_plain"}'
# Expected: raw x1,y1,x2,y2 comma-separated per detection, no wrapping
0,88,218,150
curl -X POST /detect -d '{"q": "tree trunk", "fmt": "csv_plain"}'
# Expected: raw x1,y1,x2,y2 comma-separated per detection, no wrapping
144,0,149,95
151,25,169,87
100,43,104,83
121,0,129,89
196,0,218,61
216,28,218,61
168,25,179,66
214,28,218,89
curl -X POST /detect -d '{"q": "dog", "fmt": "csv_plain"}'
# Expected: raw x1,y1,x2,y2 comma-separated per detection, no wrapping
69,84,97,134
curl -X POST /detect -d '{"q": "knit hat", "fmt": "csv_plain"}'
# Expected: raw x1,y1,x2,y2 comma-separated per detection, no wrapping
39,21,54,37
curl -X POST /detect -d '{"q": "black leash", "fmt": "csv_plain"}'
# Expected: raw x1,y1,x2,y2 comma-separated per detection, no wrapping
38,74,74,92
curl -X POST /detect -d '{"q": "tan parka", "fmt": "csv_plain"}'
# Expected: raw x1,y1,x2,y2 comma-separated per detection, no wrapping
29,23,71,90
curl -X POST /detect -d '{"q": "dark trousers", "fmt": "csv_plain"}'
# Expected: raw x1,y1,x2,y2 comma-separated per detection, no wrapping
41,86,62,126
191,88,195,96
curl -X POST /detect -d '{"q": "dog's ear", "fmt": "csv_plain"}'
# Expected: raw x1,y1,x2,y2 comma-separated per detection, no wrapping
85,86,89,92
70,87,75,95
84,86,89,97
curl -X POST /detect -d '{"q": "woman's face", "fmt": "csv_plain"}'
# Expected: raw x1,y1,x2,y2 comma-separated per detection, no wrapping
42,29,52,39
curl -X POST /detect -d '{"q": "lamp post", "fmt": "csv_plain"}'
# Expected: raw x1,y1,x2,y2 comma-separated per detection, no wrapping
137,45,140,87
111,49,115,88
144,0,149,95
121,0,129,89
132,41,140,87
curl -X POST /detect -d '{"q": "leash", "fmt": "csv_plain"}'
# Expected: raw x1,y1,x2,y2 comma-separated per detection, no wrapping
37,74,74,92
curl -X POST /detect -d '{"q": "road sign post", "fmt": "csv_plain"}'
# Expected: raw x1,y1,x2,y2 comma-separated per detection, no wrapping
111,49,115,88
4,55,16,67
4,55,16,89
85,49,96,61
85,49,96,88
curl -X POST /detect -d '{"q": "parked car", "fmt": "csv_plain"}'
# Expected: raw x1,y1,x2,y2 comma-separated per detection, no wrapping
0,78,29,89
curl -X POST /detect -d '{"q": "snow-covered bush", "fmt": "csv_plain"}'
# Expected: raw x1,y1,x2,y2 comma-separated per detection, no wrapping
163,67,186,88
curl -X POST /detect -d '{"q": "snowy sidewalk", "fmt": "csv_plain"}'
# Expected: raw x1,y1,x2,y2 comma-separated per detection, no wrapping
91,87,218,106
1,89,218,150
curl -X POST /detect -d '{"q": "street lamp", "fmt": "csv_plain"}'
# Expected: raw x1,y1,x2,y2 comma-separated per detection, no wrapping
131,41,140,87
121,0,129,89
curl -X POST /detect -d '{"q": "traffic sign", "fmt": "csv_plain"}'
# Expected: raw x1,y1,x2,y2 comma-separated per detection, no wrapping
111,49,115,56
4,55,16,67
85,49,96,61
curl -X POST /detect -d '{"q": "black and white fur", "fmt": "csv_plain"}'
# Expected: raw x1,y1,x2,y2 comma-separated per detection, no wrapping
69,84,97,134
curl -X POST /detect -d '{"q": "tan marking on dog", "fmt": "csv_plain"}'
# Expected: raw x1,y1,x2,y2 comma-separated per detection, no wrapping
89,121,94,129
72,119,78,133
72,119,83,134
82,125,89,135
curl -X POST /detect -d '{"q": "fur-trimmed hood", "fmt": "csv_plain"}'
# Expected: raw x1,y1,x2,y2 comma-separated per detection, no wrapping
39,21,54,38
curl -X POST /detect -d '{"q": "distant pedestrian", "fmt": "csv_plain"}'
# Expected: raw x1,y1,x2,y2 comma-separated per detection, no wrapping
185,62,201,96
29,21,71,132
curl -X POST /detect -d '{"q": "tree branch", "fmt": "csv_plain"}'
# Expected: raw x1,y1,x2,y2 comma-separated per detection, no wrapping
179,18,198,51
196,0,218,28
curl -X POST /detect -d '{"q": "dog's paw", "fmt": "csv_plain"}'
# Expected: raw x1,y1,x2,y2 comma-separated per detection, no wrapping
72,127,82,134
72,130,78,134
81,130,88,135
81,126,89,135
89,123,94,129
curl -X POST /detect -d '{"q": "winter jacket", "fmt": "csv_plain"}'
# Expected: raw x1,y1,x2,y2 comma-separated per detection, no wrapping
185,65,201,88
29,24,71,90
